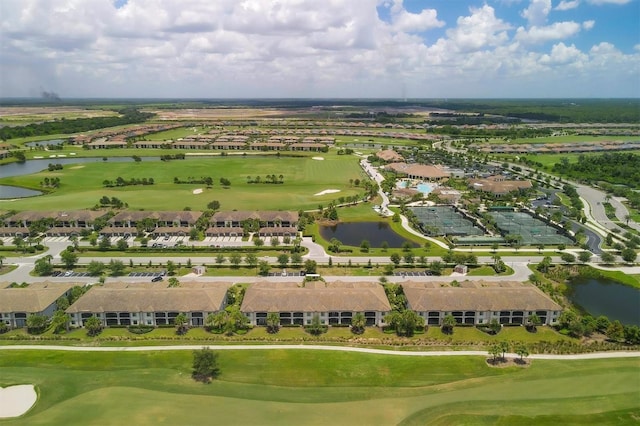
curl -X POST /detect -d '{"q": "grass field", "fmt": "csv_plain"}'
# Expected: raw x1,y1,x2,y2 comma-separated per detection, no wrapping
0,153,367,211
0,350,637,425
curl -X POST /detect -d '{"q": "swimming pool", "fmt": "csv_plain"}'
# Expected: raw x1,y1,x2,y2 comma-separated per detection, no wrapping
399,180,435,195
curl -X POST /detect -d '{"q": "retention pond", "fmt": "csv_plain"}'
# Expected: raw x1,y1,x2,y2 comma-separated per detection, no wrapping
567,277,640,326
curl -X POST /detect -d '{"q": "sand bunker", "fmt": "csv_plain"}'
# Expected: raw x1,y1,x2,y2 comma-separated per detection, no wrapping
69,165,85,169
312,157,324,160
314,189,340,196
192,188,203,195
0,385,37,418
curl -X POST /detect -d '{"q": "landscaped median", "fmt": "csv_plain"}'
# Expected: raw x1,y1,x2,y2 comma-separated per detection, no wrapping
0,324,634,354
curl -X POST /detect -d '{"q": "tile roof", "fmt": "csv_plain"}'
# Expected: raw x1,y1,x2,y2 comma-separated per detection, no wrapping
0,283,75,313
241,281,391,313
402,281,562,312
66,282,230,313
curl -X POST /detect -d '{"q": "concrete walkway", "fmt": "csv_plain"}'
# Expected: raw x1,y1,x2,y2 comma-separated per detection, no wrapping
1,344,638,360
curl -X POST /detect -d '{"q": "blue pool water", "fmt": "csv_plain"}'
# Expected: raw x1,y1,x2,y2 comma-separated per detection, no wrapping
400,181,435,195
416,183,435,194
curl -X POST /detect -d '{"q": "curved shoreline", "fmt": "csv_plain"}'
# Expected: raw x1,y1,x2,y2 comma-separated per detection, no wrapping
1,344,638,360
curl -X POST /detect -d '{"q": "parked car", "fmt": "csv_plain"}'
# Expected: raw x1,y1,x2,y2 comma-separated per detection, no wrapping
151,276,163,282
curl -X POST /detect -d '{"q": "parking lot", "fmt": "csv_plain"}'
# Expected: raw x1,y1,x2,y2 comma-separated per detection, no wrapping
128,272,164,277
50,271,92,278
266,271,307,277
393,271,435,277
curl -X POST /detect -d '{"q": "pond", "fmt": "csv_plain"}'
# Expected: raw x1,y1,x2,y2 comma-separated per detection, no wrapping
24,139,65,147
319,221,418,248
0,185,43,199
567,277,640,326
0,156,161,179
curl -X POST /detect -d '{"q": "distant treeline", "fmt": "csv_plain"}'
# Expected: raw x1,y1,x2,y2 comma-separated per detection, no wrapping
434,99,640,123
0,108,154,140
1,99,637,123
552,153,640,189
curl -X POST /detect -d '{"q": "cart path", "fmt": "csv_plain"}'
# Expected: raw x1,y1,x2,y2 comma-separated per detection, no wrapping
1,344,639,360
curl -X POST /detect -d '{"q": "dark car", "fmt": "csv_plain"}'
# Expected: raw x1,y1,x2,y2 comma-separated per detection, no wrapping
151,275,163,282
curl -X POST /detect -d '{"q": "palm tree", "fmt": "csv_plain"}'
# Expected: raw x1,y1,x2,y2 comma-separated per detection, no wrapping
266,312,280,334
0,255,5,268
174,313,189,335
351,312,366,334
441,314,456,335
488,343,501,363
526,314,541,332
499,341,510,361
515,344,529,364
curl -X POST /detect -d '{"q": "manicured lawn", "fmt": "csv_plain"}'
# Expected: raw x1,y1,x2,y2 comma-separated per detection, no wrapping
0,349,637,425
0,154,367,211
1,323,571,347
593,269,640,289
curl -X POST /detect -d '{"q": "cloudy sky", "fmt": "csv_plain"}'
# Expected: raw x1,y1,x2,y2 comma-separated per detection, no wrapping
1,0,638,98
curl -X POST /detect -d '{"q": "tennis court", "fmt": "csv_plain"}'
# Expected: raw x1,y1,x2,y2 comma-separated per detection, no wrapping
488,211,573,245
410,206,483,236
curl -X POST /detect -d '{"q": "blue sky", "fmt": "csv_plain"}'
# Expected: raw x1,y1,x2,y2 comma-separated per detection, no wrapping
0,0,638,98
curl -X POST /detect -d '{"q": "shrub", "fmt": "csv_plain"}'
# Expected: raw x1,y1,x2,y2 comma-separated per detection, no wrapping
128,325,154,334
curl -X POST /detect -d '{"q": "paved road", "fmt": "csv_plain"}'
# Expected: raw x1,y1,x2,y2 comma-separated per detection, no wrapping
576,183,640,233
1,344,638,360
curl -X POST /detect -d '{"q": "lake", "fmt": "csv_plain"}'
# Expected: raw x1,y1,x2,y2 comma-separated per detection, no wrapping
567,277,640,326
319,221,417,248
0,185,43,199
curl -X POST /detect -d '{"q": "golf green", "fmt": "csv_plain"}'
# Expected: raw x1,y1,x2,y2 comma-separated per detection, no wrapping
0,349,637,425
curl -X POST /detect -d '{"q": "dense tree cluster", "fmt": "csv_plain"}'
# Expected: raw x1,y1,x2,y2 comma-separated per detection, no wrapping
0,108,154,140
174,176,214,185
552,153,640,189
103,177,155,187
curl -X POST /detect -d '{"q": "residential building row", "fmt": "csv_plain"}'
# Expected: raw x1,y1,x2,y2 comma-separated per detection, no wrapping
0,280,562,330
0,210,299,238
470,140,640,154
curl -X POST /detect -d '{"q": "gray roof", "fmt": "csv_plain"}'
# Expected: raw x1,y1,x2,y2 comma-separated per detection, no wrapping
402,281,562,312
0,283,74,313
241,281,391,313
212,211,298,223
66,283,230,313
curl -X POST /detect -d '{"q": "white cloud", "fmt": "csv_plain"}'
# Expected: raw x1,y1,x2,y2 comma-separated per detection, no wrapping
515,21,582,44
521,0,551,26
539,42,587,65
445,5,512,52
389,0,445,32
555,0,580,11
0,0,638,98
